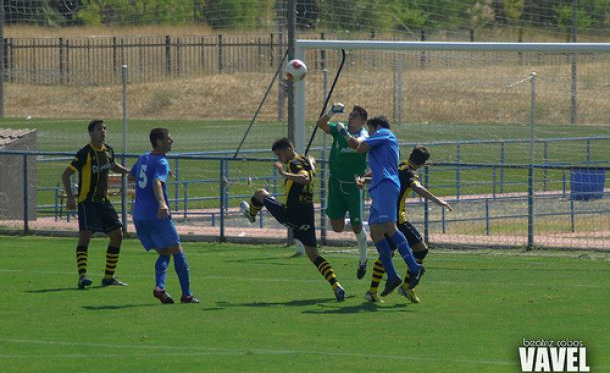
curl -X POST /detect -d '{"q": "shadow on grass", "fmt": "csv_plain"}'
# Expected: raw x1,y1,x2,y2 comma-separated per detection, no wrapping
25,287,82,293
224,253,307,266
216,295,351,308
25,285,107,293
82,303,225,311
303,301,411,315
82,304,158,310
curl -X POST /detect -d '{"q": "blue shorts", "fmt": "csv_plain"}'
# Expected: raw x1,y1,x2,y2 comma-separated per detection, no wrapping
368,181,400,225
134,219,180,251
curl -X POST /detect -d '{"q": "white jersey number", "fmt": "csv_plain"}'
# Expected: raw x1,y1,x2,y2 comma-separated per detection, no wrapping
138,165,148,189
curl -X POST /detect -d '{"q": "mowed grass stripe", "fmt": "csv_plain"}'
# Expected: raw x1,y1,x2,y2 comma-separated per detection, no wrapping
1,236,609,373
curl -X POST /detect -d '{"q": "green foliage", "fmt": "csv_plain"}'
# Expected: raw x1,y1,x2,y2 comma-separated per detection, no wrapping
5,0,610,35
203,0,272,29
503,0,525,22
555,3,593,33
75,0,197,25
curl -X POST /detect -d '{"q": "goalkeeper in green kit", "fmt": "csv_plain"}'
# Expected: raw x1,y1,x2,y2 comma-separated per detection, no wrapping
316,103,370,279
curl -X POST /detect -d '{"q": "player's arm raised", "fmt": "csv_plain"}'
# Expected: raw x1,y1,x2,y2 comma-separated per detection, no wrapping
336,122,369,153
273,162,311,185
411,180,453,212
316,103,345,134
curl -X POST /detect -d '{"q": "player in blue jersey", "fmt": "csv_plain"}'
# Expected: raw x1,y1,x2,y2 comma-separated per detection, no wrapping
358,145,453,303
338,116,424,296
129,127,199,304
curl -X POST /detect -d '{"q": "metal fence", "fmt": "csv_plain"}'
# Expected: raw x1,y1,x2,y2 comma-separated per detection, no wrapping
1,142,609,250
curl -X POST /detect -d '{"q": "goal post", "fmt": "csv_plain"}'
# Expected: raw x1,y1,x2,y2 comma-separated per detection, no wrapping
294,39,610,250
294,40,610,153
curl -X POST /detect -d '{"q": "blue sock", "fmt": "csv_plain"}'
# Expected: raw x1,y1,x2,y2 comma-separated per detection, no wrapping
374,239,400,282
173,252,191,296
390,231,420,273
155,255,170,289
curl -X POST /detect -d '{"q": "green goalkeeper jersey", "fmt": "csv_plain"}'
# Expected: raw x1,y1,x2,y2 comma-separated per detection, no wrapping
328,122,368,182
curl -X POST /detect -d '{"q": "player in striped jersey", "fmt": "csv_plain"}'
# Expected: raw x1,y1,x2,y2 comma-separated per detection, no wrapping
240,138,346,302
61,119,130,289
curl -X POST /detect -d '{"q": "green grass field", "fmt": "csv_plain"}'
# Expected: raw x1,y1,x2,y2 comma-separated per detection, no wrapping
1,235,609,373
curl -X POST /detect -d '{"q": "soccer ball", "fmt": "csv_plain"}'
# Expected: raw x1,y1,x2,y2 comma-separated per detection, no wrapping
285,59,308,82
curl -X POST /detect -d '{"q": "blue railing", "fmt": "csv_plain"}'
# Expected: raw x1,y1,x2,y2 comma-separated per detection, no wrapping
2,135,609,249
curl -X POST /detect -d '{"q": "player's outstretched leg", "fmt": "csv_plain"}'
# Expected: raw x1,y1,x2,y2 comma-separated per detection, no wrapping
241,192,265,223
312,255,345,302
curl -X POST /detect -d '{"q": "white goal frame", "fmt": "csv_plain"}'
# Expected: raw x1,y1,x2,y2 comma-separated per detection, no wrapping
293,40,610,152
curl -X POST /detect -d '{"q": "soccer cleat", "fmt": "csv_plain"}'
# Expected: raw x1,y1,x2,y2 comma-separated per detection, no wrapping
333,285,346,302
398,285,421,303
356,260,367,279
180,295,200,304
364,291,383,303
380,277,402,297
239,200,255,223
101,277,128,287
77,276,92,289
407,265,425,290
153,287,175,304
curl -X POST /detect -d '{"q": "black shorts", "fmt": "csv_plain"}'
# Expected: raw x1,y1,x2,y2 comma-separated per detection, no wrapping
387,221,423,250
263,195,317,247
77,199,123,233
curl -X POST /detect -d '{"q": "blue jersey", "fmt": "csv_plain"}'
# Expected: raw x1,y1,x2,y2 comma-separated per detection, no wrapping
130,153,170,220
363,128,400,190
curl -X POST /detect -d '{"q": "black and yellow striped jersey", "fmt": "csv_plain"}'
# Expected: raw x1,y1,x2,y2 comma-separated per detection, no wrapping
397,161,420,224
284,154,315,207
68,143,116,203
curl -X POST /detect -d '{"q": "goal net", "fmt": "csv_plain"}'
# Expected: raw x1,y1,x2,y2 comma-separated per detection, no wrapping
295,40,610,250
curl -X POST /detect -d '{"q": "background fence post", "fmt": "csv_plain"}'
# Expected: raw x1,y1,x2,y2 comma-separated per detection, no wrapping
0,2,4,117
217,34,223,72
59,37,64,85
424,165,430,244
112,36,118,78
219,159,226,242
165,35,171,76
121,64,129,234
23,154,29,235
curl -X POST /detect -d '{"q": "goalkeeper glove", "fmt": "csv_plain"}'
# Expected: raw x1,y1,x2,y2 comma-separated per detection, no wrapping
327,103,345,117
335,122,351,141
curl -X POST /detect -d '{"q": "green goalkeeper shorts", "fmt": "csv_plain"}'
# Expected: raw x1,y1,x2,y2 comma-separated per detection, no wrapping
326,177,364,225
